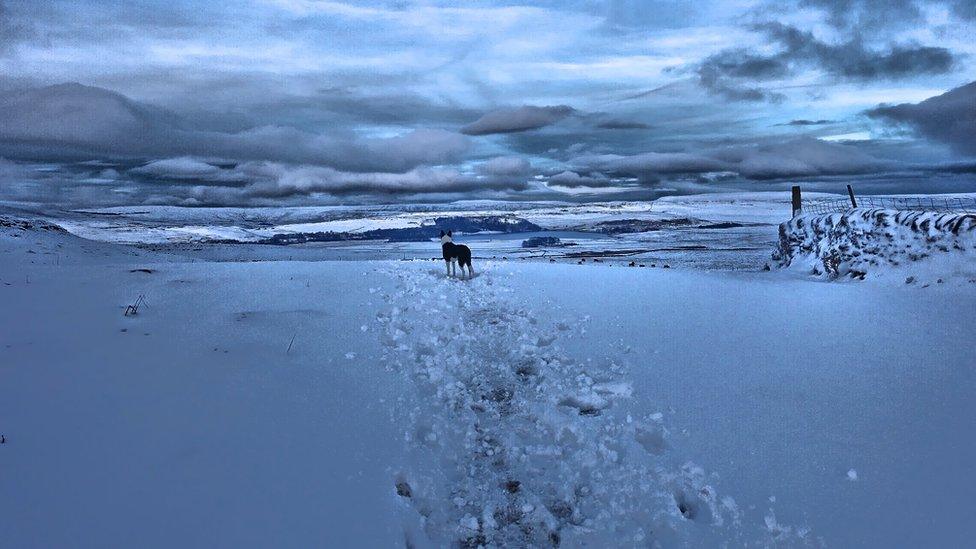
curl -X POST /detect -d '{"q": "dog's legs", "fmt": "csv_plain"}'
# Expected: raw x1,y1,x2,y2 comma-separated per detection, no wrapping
451,259,457,278
445,259,451,277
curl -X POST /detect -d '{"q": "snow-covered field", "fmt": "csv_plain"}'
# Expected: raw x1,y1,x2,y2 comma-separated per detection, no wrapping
2,207,975,547
4,193,809,271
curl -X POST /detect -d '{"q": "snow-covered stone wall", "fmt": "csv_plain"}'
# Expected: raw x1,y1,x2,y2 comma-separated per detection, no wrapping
774,209,976,280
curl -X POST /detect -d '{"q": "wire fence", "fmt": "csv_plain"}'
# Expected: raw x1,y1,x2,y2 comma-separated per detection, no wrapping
803,195,976,216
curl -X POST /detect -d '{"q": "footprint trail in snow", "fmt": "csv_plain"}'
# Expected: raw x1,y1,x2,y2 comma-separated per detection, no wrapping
375,263,815,547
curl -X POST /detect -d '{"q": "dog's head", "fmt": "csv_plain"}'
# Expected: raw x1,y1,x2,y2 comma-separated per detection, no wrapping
439,229,453,244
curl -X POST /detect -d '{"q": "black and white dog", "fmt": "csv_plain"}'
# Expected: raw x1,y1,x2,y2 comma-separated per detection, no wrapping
440,230,473,279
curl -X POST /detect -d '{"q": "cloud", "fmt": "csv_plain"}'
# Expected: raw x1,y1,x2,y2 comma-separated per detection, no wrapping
798,0,922,30
0,82,183,148
700,49,791,80
546,170,608,187
758,22,956,80
695,21,958,101
696,49,789,101
715,137,889,179
0,83,470,172
566,137,892,181
243,165,529,198
866,80,976,156
131,157,235,181
460,105,575,135
1,2,974,206
123,157,531,199
476,156,532,176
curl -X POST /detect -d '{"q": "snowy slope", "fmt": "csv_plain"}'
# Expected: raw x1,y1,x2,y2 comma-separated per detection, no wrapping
2,220,976,546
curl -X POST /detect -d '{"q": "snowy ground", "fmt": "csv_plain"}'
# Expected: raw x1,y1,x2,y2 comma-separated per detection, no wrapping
2,217,975,547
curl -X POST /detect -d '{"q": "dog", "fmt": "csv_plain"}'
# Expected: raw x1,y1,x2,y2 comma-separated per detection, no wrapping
440,230,473,279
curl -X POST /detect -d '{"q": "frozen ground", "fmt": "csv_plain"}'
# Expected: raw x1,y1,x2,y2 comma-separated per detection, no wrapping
2,215,975,547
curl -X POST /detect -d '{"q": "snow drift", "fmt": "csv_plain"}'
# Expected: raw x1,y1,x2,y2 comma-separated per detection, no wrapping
775,209,976,281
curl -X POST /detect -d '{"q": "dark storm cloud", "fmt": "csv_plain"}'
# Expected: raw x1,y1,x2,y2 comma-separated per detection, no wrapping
798,0,976,34
866,80,976,155
795,0,976,29
696,20,957,101
0,83,470,173
700,50,791,80
696,49,789,102
758,22,956,79
797,0,922,30
460,106,575,136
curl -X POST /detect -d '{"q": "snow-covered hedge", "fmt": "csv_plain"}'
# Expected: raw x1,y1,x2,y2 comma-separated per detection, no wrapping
774,209,976,280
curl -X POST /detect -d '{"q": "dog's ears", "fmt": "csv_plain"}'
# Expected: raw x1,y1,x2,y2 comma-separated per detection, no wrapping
447,230,452,236
439,230,445,236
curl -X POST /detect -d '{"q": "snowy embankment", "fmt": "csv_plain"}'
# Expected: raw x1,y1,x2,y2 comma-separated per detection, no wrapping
775,209,976,282
2,217,976,546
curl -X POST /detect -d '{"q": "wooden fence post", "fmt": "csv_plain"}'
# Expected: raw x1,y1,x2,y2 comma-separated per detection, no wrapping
847,185,857,208
791,185,802,217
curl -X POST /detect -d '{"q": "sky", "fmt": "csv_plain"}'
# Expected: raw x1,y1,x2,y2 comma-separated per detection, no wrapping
0,0,974,207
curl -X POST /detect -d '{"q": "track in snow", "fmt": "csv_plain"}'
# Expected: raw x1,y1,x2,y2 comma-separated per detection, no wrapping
376,262,812,547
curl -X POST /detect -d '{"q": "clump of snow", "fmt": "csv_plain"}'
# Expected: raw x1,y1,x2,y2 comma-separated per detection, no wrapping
847,469,858,481
775,209,976,282
376,264,747,546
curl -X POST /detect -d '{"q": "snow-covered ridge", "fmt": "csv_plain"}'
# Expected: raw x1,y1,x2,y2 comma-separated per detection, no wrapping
775,209,976,281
